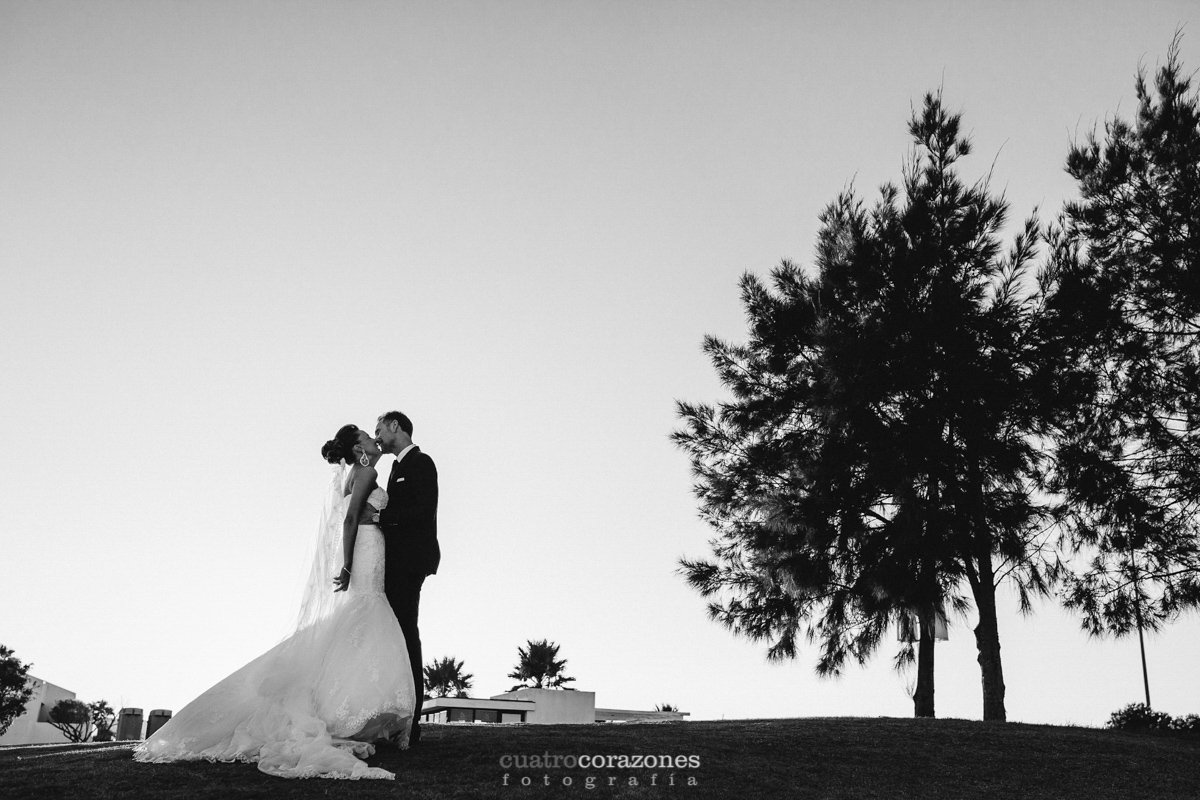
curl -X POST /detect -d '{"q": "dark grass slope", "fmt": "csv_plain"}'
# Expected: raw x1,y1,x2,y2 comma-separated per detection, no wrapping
3,717,1198,800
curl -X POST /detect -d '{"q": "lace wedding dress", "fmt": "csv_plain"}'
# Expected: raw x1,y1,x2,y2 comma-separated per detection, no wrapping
134,467,415,780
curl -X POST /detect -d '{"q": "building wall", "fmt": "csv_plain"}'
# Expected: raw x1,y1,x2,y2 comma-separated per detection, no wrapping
492,688,595,724
0,676,75,746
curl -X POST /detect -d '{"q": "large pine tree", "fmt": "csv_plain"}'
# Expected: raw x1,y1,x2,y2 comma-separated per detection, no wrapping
1049,38,1200,636
677,93,1071,721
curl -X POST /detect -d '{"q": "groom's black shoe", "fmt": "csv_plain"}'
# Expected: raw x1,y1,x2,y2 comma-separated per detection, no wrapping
386,724,419,749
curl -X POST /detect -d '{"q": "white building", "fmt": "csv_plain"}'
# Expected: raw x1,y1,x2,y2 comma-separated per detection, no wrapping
0,675,76,746
420,688,688,725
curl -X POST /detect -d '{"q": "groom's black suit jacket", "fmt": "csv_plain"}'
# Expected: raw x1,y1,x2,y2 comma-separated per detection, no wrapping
378,446,440,584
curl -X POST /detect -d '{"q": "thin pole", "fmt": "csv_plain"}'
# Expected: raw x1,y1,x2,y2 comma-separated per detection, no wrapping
1136,613,1151,707
1130,542,1151,707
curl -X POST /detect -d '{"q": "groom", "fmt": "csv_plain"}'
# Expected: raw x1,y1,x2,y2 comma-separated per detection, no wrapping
374,410,440,746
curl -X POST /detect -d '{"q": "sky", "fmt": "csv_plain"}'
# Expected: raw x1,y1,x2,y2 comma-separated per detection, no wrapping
2,0,1198,729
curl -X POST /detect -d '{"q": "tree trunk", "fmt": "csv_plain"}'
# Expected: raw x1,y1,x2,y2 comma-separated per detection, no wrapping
913,608,936,718
971,562,1006,721
911,472,942,719
966,442,1007,722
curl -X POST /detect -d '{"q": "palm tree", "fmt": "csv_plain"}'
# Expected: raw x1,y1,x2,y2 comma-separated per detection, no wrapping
423,656,474,699
90,700,116,741
507,639,575,690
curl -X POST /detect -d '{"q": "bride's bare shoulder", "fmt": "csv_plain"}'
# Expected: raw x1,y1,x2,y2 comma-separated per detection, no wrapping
344,466,379,496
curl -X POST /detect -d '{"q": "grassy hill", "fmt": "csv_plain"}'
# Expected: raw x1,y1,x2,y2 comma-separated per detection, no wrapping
2,717,1198,799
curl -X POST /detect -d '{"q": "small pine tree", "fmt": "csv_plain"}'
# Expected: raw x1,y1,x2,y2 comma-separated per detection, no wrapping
0,645,34,737
48,699,93,743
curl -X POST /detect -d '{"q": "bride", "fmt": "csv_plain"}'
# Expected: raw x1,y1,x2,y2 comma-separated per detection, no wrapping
134,424,416,780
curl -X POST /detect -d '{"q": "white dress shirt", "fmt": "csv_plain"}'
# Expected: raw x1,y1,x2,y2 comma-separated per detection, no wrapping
376,445,417,492
394,443,417,467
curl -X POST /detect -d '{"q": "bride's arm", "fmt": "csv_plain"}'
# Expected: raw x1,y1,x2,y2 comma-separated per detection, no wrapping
334,466,377,592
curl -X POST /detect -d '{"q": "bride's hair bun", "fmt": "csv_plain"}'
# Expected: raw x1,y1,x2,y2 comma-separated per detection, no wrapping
321,424,361,464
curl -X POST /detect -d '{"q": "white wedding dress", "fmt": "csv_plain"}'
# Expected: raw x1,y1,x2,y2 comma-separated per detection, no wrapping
134,467,415,780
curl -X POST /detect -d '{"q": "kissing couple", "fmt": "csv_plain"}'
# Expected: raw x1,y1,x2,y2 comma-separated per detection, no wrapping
135,411,439,780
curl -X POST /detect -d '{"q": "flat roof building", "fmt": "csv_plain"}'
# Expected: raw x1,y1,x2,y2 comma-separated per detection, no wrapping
420,688,688,725
0,675,77,746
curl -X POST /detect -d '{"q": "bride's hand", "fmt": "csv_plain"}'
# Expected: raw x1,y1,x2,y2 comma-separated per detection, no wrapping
332,566,350,592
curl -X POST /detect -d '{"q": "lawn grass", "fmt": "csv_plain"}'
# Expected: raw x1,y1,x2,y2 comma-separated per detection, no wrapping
2,717,1197,799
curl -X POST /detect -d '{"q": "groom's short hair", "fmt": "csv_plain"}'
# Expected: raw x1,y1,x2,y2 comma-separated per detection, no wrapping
379,410,413,436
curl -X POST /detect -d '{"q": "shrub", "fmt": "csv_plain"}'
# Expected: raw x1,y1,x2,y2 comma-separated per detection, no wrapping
1169,713,1200,733
1106,703,1174,731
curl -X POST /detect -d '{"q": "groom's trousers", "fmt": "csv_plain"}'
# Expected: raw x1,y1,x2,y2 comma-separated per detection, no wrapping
387,571,426,740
